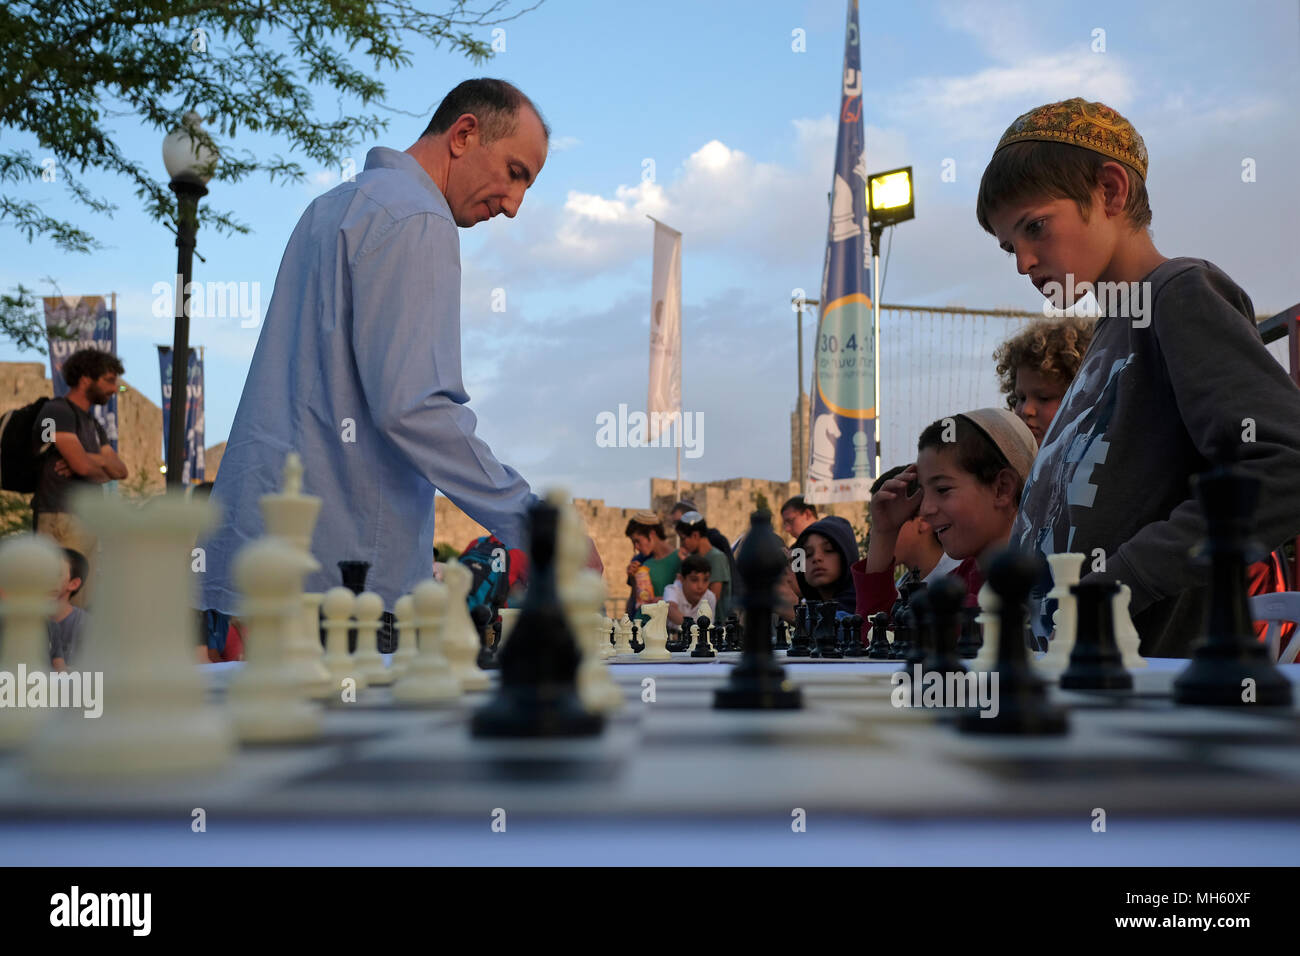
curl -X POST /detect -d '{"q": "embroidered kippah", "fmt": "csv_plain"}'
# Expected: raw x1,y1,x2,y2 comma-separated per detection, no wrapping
995,98,1148,179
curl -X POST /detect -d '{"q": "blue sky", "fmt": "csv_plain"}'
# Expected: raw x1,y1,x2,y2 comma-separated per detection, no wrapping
3,0,1297,506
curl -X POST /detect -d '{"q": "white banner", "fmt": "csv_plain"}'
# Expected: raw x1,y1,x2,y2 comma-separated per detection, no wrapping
648,218,682,440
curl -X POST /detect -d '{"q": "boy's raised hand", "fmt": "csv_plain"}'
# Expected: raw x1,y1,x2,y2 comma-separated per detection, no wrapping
868,464,923,535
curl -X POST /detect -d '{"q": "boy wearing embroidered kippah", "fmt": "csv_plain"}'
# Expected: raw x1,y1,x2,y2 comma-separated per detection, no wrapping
977,97,1300,658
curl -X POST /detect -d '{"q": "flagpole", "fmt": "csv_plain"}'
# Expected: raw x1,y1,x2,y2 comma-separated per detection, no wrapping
872,233,882,477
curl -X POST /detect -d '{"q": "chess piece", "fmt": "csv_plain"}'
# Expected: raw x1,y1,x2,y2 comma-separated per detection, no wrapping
337,560,371,652
1042,553,1084,670
970,582,1001,672
473,605,498,670
866,611,893,659
813,602,843,659
728,614,744,652
34,493,240,773
1174,463,1293,706
390,594,418,678
639,601,672,661
472,498,603,737
714,511,803,709
690,615,715,657
577,574,625,713
1113,584,1147,669
956,605,982,658
787,602,812,657
890,584,917,662
629,619,644,654
902,583,929,667
321,586,363,694
958,549,1068,735
841,614,867,657
259,452,330,699
1059,579,1132,690
920,576,969,683
611,616,634,655
442,562,491,691
224,535,323,743
773,617,791,651
352,591,393,686
391,579,461,705
0,535,66,750
668,616,694,653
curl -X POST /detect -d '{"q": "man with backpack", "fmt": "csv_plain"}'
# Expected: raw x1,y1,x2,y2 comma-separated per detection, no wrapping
31,349,128,607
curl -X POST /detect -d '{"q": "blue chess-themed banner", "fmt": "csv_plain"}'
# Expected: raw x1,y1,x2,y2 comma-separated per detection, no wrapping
806,0,876,504
158,346,206,484
43,295,119,451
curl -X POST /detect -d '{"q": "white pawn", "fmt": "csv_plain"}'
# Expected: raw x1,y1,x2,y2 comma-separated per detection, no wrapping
613,615,634,655
390,595,418,677
638,601,672,661
226,536,323,743
1113,583,1147,669
260,452,330,700
971,581,1001,672
0,534,65,750
1042,553,1084,670
392,579,460,705
688,622,701,650
599,616,615,660
576,575,624,713
321,587,363,695
352,591,392,686
440,563,490,690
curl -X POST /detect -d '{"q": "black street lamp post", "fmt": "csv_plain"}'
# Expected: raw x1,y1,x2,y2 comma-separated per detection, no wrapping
161,112,216,488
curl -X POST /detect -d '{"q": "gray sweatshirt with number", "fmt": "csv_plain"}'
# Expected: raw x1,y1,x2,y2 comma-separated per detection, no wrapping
1011,257,1300,658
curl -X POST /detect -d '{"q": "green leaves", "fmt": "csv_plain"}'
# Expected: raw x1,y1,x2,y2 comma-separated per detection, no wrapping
0,0,540,253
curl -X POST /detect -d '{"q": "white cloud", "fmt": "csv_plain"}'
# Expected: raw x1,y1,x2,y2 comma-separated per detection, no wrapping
549,135,581,152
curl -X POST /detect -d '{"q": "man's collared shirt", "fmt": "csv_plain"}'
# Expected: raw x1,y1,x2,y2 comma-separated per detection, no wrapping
200,147,537,612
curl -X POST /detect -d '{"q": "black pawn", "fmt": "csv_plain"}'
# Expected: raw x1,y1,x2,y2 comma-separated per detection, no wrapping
788,603,813,657
710,624,726,654
958,549,1068,735
1174,462,1293,707
1059,579,1131,690
812,602,842,659
773,617,791,651
471,603,498,670
337,559,371,652
690,615,715,658
714,510,802,709
629,620,644,653
866,611,893,659
471,501,602,737
921,576,968,681
956,605,982,659
841,614,867,657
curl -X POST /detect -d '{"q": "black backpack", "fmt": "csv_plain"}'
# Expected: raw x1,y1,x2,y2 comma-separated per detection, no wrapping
0,397,54,493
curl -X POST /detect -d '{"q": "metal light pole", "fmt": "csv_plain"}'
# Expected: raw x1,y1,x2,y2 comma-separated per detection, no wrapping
793,295,819,492
162,113,216,488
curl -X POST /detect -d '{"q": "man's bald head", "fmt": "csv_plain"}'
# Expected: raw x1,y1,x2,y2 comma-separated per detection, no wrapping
422,78,549,146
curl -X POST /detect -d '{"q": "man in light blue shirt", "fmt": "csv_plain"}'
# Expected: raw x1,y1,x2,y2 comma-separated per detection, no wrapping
200,79,592,633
